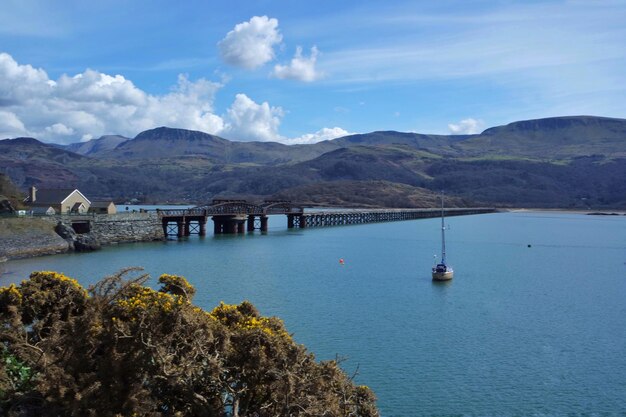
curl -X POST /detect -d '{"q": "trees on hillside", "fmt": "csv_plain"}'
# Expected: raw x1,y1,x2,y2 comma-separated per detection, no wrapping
0,269,378,417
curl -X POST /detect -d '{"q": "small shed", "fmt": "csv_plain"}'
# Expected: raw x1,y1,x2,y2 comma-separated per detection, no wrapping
89,201,117,214
31,206,56,215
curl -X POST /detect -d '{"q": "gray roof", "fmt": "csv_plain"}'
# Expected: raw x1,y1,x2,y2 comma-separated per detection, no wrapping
27,188,75,204
26,188,91,205
31,206,56,214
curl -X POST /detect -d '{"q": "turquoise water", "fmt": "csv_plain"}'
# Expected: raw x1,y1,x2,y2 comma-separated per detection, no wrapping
2,212,626,416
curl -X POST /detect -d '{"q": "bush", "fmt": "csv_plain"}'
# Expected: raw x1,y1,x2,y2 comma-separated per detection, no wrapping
0,268,378,417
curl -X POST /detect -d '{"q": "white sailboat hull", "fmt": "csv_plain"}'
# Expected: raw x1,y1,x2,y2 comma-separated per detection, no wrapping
432,270,454,281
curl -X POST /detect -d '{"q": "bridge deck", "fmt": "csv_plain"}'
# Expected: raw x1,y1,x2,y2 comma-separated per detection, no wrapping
298,208,495,228
155,200,495,236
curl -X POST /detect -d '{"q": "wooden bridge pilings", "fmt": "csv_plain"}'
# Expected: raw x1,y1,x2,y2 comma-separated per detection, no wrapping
296,208,495,228
157,202,495,237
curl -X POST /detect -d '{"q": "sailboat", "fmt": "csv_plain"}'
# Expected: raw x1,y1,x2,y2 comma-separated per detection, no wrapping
432,192,454,281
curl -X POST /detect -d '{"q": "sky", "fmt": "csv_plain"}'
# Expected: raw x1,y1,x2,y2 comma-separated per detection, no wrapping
1,0,625,145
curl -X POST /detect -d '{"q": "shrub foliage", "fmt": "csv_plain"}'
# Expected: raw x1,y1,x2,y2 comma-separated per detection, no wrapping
0,269,378,417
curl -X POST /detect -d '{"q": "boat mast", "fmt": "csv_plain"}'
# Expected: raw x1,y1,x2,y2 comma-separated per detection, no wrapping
441,191,446,265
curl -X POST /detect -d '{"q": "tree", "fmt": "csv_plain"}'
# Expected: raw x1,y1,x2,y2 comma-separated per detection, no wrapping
0,268,378,417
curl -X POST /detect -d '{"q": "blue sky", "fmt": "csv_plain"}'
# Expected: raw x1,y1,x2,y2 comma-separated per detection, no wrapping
1,0,625,144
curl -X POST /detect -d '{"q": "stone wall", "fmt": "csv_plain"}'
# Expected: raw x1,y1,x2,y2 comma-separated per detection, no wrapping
0,213,165,262
62,212,165,244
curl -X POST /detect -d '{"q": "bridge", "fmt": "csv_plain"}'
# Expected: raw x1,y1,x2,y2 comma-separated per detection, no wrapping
157,200,304,237
156,200,495,237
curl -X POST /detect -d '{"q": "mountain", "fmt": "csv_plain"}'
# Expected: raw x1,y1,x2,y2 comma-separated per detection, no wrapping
454,116,626,159
65,135,130,156
0,137,86,164
98,127,328,165
0,137,90,189
329,130,468,154
0,116,625,208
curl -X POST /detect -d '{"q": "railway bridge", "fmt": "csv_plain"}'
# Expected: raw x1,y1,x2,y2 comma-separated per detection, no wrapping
157,200,496,237
157,200,304,237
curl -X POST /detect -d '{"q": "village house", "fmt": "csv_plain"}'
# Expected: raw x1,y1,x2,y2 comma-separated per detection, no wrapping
24,187,91,214
89,201,117,214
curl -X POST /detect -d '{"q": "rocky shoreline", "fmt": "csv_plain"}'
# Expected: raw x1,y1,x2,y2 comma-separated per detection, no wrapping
0,218,70,261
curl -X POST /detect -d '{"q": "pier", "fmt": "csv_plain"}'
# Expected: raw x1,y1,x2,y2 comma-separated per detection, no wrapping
157,201,495,237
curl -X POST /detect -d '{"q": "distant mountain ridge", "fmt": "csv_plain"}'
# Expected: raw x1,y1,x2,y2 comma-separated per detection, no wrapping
1,115,625,208
52,115,626,162
460,115,626,159
65,135,130,156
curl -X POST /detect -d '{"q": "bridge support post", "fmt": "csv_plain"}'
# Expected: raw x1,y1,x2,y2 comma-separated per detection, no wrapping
226,219,237,234
199,220,206,236
247,215,255,232
260,216,269,232
162,220,168,237
298,215,307,228
213,217,222,234
183,219,190,236
287,214,295,228
177,220,185,238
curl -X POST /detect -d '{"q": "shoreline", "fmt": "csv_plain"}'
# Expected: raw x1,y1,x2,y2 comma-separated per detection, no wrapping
0,212,164,264
2,207,625,266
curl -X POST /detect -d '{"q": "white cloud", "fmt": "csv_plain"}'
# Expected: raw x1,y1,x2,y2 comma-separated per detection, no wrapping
221,94,350,144
0,52,51,105
272,46,322,82
0,52,351,146
0,52,225,143
447,118,484,135
218,16,282,69
45,123,74,136
222,93,284,142
0,110,27,138
283,127,351,145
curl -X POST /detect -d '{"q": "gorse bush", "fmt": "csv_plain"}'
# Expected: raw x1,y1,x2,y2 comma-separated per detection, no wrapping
0,268,378,417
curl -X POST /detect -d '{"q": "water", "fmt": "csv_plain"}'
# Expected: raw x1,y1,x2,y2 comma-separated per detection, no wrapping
2,212,626,416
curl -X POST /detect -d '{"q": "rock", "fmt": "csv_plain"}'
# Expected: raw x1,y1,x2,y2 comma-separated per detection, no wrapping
54,221,101,252
74,234,101,252
0,198,15,214
55,222,77,240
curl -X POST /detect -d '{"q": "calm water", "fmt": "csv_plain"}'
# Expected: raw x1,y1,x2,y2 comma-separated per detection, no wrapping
2,212,626,416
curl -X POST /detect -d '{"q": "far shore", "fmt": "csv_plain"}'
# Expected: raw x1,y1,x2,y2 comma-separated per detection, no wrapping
505,208,626,215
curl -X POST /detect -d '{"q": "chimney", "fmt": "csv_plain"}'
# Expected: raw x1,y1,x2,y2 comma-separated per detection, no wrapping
29,186,37,203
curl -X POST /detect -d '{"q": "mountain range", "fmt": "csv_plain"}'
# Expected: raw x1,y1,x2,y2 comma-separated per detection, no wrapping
1,115,625,208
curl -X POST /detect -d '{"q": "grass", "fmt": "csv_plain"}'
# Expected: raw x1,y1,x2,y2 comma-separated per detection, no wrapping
0,217,56,237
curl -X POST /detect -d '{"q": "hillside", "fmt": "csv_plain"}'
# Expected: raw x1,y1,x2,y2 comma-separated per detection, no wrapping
0,138,88,189
0,116,625,208
454,116,626,159
0,173,24,211
64,135,130,156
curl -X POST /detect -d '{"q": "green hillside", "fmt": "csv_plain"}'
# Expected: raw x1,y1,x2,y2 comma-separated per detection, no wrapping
0,116,625,208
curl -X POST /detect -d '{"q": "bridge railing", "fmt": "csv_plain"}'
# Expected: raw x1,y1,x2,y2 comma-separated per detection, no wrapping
156,208,207,217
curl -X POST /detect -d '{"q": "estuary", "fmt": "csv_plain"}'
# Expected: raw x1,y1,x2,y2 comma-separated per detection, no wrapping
2,211,626,416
